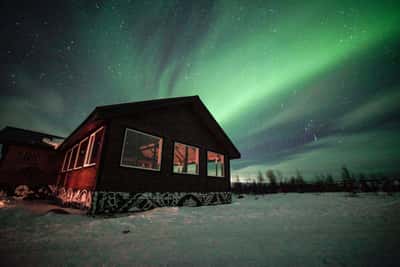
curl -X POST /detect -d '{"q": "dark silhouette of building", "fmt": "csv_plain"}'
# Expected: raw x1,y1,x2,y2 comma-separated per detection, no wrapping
55,96,240,214
0,126,64,191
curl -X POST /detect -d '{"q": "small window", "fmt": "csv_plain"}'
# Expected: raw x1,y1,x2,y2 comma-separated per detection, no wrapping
68,145,78,170
75,137,89,168
120,128,163,171
62,150,72,172
85,127,104,166
173,142,199,175
207,151,225,177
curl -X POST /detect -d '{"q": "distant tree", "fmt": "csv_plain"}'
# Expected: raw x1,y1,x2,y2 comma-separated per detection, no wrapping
266,170,277,193
324,174,335,192
256,171,265,195
257,171,265,183
314,175,323,193
276,170,285,193
288,176,296,192
358,173,366,181
232,175,243,195
358,173,369,192
325,174,334,183
342,165,357,196
280,177,289,193
276,170,284,182
251,180,257,195
295,170,305,193
383,178,394,196
341,166,351,180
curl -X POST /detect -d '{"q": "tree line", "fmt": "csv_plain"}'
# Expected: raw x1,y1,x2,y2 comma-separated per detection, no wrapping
231,166,400,195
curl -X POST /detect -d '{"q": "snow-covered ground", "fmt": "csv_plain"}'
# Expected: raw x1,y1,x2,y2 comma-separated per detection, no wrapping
1,193,399,267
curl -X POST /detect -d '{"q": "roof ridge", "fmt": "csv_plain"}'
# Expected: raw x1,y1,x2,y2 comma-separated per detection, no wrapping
1,126,65,139
95,95,199,110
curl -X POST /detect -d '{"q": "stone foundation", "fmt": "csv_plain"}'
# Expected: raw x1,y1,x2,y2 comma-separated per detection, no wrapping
90,191,232,214
56,188,232,214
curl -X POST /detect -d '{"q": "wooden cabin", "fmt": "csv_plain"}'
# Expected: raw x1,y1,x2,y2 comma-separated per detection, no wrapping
56,96,240,214
0,126,64,192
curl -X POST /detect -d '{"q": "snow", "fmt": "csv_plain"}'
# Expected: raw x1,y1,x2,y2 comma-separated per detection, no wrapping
1,193,400,266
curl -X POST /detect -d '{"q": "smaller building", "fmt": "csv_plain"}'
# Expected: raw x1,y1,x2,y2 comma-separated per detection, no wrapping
56,96,241,214
0,127,64,192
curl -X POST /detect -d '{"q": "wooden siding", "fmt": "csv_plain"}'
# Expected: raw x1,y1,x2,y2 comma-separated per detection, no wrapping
97,104,231,193
0,144,59,188
57,166,97,190
56,124,106,191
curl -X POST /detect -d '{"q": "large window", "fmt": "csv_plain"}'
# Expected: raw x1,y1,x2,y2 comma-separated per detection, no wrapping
120,128,163,171
173,142,199,175
68,145,78,171
60,126,104,172
207,151,225,177
62,150,71,172
75,137,89,168
86,127,104,166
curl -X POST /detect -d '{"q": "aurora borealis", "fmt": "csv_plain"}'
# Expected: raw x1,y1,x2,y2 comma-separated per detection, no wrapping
1,0,400,180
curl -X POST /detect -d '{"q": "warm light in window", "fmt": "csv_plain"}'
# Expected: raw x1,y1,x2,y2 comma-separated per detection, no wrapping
120,128,163,171
173,142,199,175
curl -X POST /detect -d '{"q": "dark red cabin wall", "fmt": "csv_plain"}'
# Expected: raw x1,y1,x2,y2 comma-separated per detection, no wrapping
56,124,106,191
58,167,98,190
97,104,231,193
0,144,58,187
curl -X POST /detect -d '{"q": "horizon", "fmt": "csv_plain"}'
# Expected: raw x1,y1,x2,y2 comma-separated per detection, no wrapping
1,0,400,180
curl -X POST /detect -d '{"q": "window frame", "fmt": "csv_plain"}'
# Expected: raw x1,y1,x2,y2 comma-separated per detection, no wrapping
59,126,104,173
67,144,79,171
206,150,225,178
61,149,70,172
74,136,89,170
84,126,104,167
119,128,163,172
172,141,200,176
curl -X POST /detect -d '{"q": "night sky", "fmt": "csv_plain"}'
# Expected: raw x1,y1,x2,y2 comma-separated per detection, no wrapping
1,0,400,180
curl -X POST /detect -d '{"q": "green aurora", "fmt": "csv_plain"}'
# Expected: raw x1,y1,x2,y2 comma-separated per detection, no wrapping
1,0,400,180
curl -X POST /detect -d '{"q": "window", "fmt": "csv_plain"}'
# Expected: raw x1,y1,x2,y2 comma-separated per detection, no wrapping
120,128,163,170
207,151,225,177
68,145,78,170
60,126,104,172
85,127,104,166
0,144,3,160
173,142,199,175
62,150,72,172
75,137,89,168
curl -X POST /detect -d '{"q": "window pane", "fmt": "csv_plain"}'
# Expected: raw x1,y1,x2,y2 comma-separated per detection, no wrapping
173,143,199,175
207,151,225,177
88,128,104,165
62,150,71,171
121,129,162,170
75,138,89,168
68,146,78,170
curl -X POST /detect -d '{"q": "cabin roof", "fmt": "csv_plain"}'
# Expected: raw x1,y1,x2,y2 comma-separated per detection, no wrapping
59,96,241,159
0,126,65,149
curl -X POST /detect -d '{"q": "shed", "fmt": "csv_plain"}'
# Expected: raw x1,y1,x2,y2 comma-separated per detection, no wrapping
56,96,240,213
0,126,64,192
